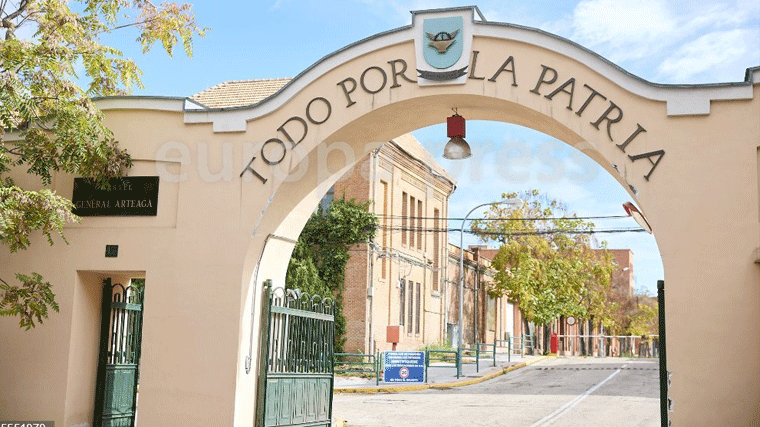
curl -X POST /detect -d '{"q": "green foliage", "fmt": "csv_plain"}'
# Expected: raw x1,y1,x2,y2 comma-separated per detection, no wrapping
629,295,658,336
285,197,378,353
420,341,456,352
0,0,205,329
0,272,59,330
473,190,617,330
609,290,658,336
0,186,77,251
130,278,145,291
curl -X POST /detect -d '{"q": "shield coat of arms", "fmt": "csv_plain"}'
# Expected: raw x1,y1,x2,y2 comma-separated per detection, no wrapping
423,17,464,69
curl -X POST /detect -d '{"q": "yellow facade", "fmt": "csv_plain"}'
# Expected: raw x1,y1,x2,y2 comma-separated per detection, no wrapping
1,7,758,426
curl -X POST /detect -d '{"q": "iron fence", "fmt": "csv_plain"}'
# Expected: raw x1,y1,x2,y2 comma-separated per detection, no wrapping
424,349,460,380
334,352,380,385
556,334,659,357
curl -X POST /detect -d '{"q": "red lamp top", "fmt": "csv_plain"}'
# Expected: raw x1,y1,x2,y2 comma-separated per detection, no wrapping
447,114,465,138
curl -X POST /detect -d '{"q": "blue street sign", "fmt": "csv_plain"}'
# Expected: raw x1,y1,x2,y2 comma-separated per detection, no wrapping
384,351,425,383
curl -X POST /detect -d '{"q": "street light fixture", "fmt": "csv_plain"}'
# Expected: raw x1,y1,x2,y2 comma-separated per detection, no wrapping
443,113,471,160
458,198,521,350
623,202,652,234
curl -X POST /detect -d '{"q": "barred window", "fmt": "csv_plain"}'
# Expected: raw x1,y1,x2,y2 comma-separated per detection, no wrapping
401,192,408,246
409,196,415,248
415,282,421,334
417,199,423,250
399,279,405,326
433,209,440,291
408,279,414,334
487,296,496,331
380,180,388,279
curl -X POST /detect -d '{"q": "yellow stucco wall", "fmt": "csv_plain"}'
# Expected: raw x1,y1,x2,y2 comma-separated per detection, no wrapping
1,8,758,426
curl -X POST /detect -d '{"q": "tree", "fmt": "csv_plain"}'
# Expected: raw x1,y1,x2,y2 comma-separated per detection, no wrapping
0,0,205,328
285,197,377,353
471,190,616,354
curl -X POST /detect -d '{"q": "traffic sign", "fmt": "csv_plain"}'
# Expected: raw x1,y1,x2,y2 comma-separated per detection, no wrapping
383,351,425,383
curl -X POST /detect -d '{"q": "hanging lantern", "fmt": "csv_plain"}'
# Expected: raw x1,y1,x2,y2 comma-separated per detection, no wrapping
443,113,471,159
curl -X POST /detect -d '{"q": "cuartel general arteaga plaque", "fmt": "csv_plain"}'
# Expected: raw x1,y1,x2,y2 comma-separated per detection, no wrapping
72,176,159,216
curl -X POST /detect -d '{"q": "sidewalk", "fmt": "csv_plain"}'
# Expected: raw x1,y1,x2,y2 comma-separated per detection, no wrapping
333,353,546,393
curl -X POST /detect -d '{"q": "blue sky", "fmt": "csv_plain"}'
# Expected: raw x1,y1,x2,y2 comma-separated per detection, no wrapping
110,0,759,294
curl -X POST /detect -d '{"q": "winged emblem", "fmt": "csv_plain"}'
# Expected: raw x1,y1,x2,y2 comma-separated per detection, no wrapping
426,30,458,53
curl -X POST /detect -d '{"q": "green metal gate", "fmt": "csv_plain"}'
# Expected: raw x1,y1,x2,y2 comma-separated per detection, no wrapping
93,278,144,427
257,284,335,427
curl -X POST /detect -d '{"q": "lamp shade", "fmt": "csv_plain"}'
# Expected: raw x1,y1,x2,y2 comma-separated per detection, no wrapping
443,136,471,159
623,202,652,233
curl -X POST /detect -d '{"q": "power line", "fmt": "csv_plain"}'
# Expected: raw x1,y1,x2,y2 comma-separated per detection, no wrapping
375,214,630,221
373,225,646,235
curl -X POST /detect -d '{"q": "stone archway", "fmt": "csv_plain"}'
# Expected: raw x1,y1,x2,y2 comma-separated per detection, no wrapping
216,7,759,426
1,6,757,427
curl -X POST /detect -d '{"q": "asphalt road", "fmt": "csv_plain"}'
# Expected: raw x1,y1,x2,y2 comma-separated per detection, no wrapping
333,357,660,427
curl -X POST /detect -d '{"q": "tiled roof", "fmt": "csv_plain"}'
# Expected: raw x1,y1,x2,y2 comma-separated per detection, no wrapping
189,78,291,109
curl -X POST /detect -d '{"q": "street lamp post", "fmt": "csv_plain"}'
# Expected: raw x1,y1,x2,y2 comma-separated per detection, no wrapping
458,199,520,350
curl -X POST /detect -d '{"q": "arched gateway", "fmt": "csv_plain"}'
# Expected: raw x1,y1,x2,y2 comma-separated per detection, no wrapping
1,6,758,427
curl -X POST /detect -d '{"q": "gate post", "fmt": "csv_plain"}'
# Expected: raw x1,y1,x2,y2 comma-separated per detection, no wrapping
658,280,668,427
254,281,273,427
92,279,113,427
456,347,461,379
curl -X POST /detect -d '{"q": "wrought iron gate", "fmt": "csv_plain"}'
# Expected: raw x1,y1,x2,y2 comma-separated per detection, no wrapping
94,278,144,427
257,283,335,427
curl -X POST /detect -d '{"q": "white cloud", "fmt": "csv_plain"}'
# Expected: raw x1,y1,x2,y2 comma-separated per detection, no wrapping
658,29,754,81
269,0,290,11
542,0,760,83
569,0,677,62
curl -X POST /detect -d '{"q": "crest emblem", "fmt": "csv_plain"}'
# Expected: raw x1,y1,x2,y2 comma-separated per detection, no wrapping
422,17,464,69
413,10,473,85
427,29,459,53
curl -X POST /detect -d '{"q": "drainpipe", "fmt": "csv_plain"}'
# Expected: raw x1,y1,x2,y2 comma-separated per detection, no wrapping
474,254,479,345
367,149,379,354
442,183,455,344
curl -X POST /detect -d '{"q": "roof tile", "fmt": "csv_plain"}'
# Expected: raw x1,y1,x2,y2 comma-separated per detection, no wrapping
190,78,291,109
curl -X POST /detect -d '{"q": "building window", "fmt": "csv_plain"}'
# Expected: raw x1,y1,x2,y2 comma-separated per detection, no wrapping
399,279,405,326
417,199,423,250
487,296,496,331
380,180,388,279
415,282,421,334
408,278,414,334
318,185,334,213
409,196,415,249
433,208,440,291
401,192,408,246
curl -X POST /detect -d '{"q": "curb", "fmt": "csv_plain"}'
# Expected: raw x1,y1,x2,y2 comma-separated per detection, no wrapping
333,356,550,394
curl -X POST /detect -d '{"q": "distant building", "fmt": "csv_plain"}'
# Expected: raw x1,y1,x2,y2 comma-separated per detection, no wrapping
555,248,637,356
446,244,520,347
605,249,634,296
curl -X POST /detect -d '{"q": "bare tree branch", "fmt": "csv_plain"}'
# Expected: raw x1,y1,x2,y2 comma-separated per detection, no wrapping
4,0,30,21
110,17,158,31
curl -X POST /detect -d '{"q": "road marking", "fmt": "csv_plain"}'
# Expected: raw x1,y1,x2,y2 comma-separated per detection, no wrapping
528,363,628,427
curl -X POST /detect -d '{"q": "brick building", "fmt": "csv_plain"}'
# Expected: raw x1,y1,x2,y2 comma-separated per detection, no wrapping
445,244,521,347
330,134,456,354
